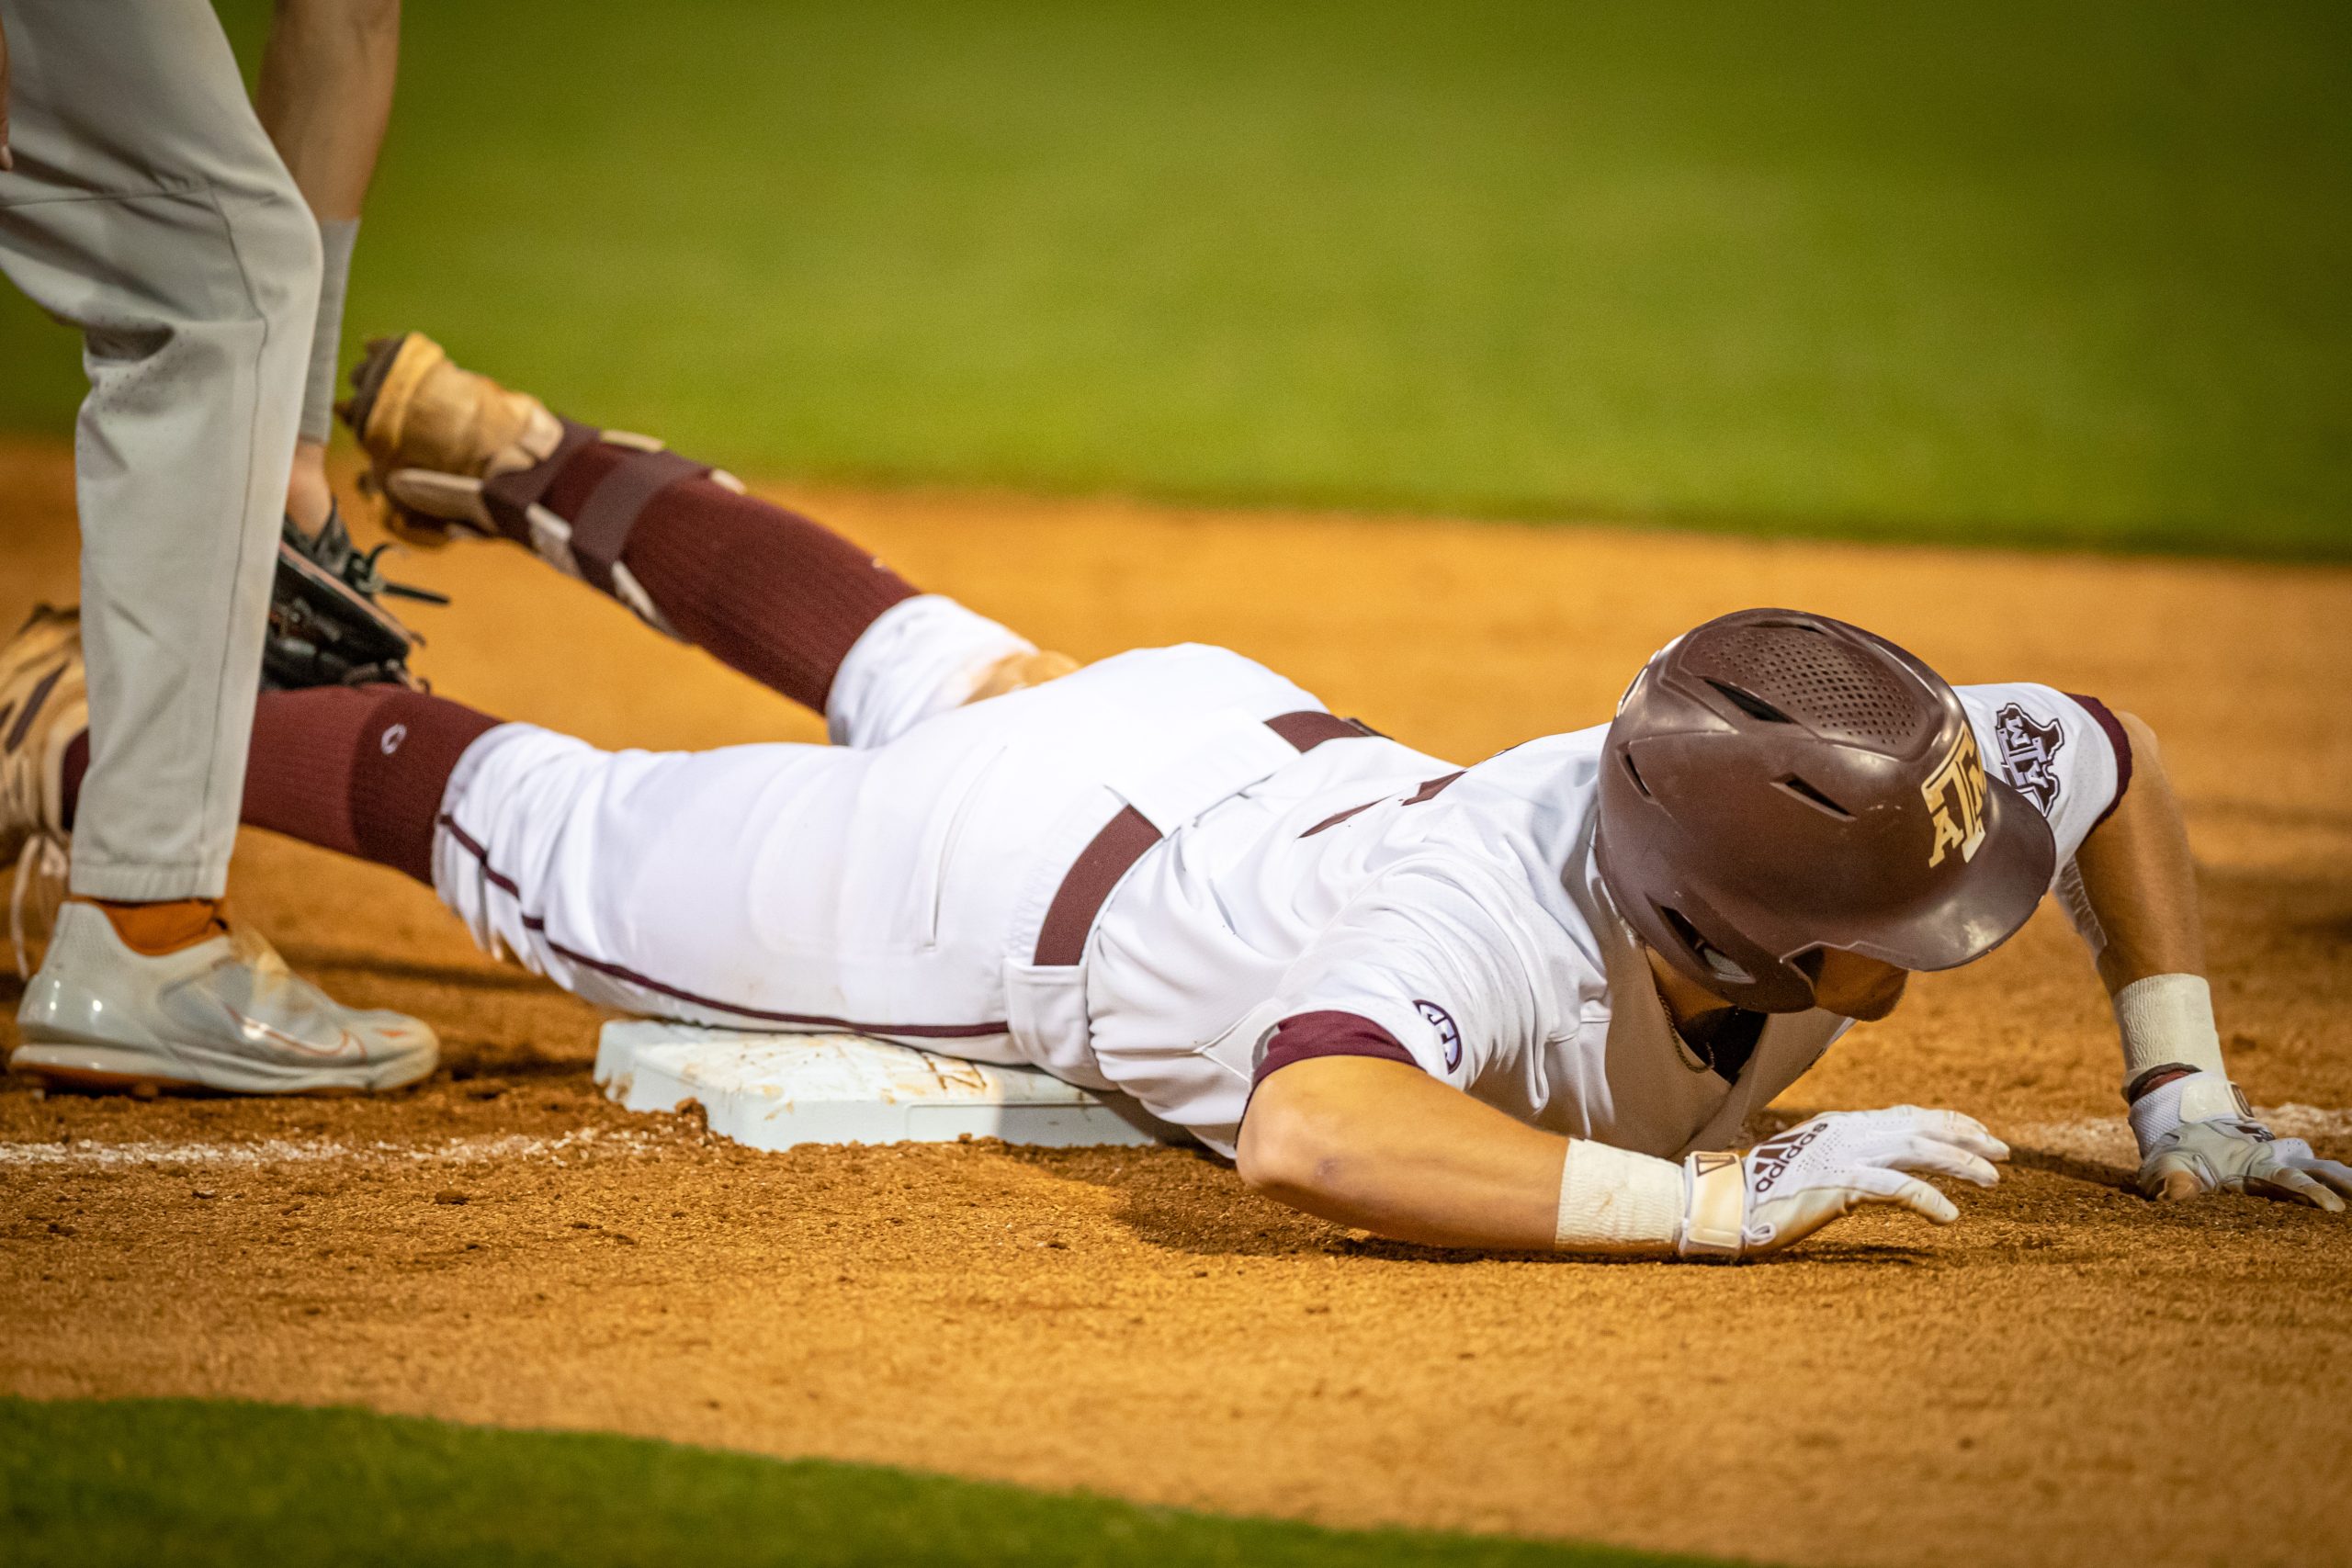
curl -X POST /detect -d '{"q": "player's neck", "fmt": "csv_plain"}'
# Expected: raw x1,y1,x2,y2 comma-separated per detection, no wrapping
1641,943,1740,1032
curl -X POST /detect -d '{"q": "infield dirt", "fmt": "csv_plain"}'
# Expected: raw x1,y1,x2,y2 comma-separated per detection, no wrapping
3,438,2347,1568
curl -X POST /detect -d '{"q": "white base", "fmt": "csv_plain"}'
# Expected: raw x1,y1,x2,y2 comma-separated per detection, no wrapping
592,1021,1161,1151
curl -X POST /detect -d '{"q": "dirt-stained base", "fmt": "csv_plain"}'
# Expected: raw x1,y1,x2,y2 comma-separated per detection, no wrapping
3,437,2347,1568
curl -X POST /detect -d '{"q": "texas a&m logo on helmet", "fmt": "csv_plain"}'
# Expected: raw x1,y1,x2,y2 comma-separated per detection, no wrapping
1920,726,1988,868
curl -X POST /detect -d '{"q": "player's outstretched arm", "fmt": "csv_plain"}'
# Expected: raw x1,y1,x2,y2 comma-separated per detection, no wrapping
1237,1057,2004,1258
2071,713,2352,1211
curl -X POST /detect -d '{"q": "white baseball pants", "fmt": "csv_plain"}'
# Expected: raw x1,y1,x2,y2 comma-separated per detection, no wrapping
425,594,1324,1089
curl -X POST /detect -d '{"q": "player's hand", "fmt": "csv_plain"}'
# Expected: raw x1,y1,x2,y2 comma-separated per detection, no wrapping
2129,1068,2352,1212
1678,1106,2008,1259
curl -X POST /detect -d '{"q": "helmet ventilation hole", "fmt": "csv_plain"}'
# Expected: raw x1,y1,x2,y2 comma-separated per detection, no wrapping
1703,679,1794,724
1621,751,1653,798
1774,774,1854,819
1687,623,1928,748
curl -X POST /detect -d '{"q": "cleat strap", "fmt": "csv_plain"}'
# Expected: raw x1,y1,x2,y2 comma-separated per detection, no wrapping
480,416,602,544
568,448,713,592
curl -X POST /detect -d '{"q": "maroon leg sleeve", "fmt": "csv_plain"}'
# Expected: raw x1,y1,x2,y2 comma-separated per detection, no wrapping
539,445,921,713
62,688,503,887
246,687,503,884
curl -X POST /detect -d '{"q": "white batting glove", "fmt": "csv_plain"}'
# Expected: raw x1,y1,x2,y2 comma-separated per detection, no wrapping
1678,1106,2008,1259
2132,1070,2352,1212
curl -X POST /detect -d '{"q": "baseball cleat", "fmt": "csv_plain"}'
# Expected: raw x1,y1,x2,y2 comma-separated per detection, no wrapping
341,333,746,555
340,331,568,546
0,606,87,872
13,902,438,1095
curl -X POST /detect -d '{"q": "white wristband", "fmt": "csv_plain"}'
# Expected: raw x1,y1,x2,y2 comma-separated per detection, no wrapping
1554,1139,1684,1254
2112,973,2226,1096
1678,1151,1747,1258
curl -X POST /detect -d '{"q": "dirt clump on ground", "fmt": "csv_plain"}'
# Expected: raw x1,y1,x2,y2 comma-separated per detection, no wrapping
3,437,2348,1568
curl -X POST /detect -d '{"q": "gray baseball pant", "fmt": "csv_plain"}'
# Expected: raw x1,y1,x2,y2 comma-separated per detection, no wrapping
0,0,322,900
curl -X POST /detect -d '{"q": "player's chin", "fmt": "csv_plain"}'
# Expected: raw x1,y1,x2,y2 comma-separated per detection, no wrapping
1834,982,1909,1020
1827,975,1910,1022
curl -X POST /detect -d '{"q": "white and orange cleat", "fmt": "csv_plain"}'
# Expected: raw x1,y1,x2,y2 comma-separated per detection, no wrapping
14,907,438,1095
0,607,437,1094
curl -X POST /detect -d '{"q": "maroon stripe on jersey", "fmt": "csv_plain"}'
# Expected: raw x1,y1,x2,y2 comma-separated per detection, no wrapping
435,814,1011,1040
2064,694,2134,832
1264,710,1375,751
1404,770,1464,805
1301,799,1379,839
1253,1011,1420,1086
1302,771,1462,840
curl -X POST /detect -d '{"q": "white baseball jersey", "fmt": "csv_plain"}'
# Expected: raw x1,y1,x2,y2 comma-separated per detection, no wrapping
432,596,2128,1159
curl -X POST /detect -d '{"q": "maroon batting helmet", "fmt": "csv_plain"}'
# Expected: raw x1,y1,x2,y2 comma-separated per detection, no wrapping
1594,608,2056,1012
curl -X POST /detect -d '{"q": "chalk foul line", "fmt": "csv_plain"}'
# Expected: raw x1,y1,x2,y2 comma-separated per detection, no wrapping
4,1105,2344,1172
0,1125,676,1169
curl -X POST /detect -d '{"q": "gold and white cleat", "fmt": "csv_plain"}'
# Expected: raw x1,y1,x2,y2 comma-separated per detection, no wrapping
339,332,569,544
0,606,85,872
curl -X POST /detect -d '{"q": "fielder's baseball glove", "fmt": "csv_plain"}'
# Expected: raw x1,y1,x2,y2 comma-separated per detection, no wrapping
265,506,447,691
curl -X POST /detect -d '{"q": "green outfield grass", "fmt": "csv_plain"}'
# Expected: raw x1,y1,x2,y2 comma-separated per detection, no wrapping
2,0,2345,555
0,1396,1740,1568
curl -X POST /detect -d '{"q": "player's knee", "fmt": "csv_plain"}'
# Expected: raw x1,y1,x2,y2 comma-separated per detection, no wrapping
249,184,326,334
204,165,324,346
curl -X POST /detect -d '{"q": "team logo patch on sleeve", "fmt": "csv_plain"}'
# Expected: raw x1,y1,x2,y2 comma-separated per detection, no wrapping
1414,999,1464,1071
1991,702,2065,815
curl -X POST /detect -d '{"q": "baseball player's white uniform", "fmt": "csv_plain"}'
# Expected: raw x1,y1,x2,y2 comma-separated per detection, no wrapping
434,594,2128,1157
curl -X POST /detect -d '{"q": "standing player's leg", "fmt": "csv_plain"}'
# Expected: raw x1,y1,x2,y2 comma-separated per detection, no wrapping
338,334,1077,749
0,614,438,1094
0,0,434,1092
0,0,316,906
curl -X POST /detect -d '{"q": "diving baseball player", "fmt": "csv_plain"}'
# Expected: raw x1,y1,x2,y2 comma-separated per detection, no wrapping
5,333,2344,1259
